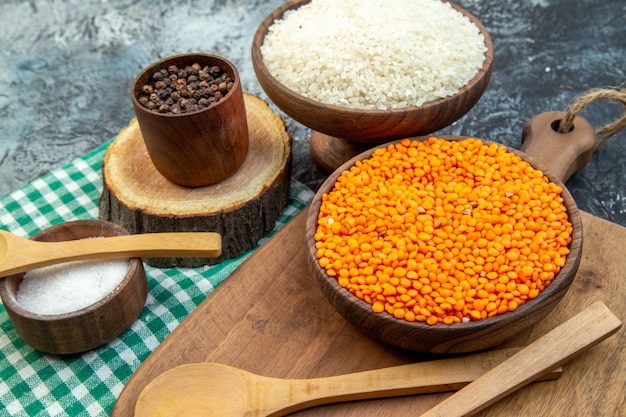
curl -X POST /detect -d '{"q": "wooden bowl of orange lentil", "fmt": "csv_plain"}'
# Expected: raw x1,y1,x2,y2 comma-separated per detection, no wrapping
305,136,583,353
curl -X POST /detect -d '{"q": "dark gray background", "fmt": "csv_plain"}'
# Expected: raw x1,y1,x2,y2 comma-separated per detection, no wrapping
1,0,624,225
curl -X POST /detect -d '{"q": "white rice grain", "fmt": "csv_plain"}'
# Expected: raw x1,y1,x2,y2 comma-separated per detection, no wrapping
261,0,487,110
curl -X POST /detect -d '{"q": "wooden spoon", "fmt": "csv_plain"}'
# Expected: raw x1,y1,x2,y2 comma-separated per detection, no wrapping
135,348,561,417
0,229,221,278
135,302,620,417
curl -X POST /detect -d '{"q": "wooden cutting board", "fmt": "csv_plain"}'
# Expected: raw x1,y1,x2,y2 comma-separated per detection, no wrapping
111,205,625,416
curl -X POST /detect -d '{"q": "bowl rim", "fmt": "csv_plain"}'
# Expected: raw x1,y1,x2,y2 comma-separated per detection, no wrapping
251,0,495,116
0,219,142,321
305,136,583,334
131,52,243,118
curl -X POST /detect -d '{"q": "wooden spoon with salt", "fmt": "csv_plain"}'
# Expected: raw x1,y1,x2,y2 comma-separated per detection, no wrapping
0,229,221,278
135,301,620,417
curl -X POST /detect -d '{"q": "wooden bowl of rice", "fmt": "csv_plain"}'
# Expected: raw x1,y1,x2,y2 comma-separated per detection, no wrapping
304,136,583,353
252,0,494,169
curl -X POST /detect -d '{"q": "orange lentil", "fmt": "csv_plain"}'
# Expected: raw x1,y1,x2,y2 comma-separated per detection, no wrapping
314,138,572,325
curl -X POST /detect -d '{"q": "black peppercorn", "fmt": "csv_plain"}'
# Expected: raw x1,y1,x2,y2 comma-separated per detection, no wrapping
138,61,234,114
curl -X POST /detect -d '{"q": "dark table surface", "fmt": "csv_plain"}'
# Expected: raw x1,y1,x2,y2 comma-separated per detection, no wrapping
1,0,625,225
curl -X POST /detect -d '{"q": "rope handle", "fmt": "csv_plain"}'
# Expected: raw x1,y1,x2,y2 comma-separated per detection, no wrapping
558,85,626,150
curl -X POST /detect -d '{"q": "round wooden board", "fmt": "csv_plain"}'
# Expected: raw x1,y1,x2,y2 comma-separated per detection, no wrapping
99,93,292,267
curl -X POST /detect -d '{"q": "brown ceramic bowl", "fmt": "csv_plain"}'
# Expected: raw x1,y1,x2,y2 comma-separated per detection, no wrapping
0,220,147,355
132,53,249,187
251,0,494,144
304,137,583,353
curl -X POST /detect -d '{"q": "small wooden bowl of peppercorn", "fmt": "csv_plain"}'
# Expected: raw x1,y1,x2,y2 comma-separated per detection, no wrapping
132,53,248,187
252,0,494,172
305,136,583,354
0,220,148,355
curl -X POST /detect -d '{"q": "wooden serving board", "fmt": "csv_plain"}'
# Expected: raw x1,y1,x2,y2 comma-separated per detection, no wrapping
111,207,625,416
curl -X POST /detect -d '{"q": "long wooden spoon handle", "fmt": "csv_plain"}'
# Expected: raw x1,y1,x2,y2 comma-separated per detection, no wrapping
0,232,221,277
52,231,222,259
419,301,622,417
269,347,562,416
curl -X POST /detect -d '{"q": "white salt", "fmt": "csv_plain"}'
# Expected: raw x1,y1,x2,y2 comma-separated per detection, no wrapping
16,258,129,315
261,0,488,110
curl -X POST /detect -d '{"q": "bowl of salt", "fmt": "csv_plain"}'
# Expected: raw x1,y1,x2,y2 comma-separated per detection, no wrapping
0,220,147,355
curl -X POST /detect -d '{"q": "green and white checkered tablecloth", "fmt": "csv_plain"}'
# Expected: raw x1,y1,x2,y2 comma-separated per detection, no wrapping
0,139,314,416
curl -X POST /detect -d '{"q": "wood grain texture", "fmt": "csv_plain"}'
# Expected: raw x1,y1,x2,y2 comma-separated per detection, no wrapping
134,348,563,417
420,301,621,417
521,111,596,183
99,93,291,267
111,208,626,416
251,0,494,144
0,220,147,355
131,53,249,187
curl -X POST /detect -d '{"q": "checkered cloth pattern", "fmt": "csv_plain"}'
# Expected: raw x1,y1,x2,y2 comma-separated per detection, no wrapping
0,139,314,416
